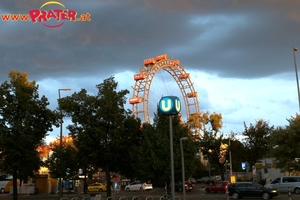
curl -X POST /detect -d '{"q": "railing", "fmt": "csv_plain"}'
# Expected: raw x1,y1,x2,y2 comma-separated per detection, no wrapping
60,196,86,200
159,195,180,200
60,195,181,200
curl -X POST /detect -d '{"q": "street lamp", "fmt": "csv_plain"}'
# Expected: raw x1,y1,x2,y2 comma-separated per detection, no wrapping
293,47,300,112
180,137,188,200
58,88,71,146
58,88,71,198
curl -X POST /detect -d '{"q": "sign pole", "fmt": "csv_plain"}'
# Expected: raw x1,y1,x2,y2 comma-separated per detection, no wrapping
159,96,181,200
169,115,175,200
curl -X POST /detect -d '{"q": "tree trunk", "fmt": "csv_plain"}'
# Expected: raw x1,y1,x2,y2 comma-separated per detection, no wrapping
13,170,18,200
218,164,225,180
105,164,111,197
83,165,87,193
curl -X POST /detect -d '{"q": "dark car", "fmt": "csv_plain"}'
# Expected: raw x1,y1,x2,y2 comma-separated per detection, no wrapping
173,181,194,192
205,181,229,193
228,182,278,200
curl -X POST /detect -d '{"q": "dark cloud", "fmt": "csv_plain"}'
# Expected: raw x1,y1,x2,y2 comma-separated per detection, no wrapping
1,0,300,83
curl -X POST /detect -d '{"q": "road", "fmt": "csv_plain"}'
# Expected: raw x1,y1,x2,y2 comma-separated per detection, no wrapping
1,184,300,200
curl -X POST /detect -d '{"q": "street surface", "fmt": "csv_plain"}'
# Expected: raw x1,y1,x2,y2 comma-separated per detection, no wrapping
1,183,300,200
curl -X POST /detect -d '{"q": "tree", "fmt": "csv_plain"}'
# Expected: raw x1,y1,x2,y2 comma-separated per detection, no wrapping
229,138,247,172
117,115,143,180
135,108,199,188
198,131,229,180
187,111,223,138
59,76,134,197
46,136,79,183
242,119,273,179
0,71,59,200
190,111,229,180
270,114,300,173
192,160,209,179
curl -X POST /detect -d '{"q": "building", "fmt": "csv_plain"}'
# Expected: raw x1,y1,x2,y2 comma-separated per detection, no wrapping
254,158,286,182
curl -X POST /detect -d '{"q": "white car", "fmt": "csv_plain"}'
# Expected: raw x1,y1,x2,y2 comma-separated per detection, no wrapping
125,181,153,191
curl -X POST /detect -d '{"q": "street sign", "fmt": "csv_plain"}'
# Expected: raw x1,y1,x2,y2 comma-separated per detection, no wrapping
159,96,181,115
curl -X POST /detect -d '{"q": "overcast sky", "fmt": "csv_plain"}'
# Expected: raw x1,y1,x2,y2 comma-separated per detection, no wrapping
1,0,300,144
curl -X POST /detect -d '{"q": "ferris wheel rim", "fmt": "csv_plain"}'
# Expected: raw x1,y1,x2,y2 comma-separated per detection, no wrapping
130,55,200,125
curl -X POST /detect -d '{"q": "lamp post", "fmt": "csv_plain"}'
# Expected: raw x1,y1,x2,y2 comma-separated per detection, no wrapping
58,88,71,198
293,47,300,112
180,137,188,200
229,136,232,182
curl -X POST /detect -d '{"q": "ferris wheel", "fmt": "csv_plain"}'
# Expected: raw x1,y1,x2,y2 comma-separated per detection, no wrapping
129,54,200,125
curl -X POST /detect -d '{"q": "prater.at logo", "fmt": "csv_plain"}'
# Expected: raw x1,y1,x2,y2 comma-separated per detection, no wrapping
159,96,181,115
29,1,90,28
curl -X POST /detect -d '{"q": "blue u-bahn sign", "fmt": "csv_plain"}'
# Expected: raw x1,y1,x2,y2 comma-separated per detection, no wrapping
159,96,181,115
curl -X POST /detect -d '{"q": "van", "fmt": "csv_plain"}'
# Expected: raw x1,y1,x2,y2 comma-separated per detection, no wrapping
265,176,300,194
0,174,13,193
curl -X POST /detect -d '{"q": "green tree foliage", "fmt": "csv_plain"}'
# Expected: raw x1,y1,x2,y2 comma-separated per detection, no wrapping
68,129,100,193
192,160,209,179
242,119,273,175
270,114,300,173
229,138,247,172
135,108,199,187
58,76,136,197
119,115,143,179
0,71,58,200
46,142,79,181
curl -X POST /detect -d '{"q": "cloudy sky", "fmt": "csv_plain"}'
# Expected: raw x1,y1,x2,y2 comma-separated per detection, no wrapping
1,0,300,144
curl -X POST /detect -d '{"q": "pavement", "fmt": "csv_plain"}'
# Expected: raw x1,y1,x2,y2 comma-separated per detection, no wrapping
0,193,98,200
0,193,177,200
0,192,187,200
0,184,207,200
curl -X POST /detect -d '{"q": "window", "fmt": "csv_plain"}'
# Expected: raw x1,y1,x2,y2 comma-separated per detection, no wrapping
271,178,280,184
252,183,262,188
238,183,249,188
287,177,297,182
0,174,12,180
282,177,297,183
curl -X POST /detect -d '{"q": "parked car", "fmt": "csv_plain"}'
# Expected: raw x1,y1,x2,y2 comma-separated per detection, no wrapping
125,181,153,191
173,181,194,192
204,176,221,184
228,182,278,200
87,183,107,192
197,177,209,183
265,176,300,194
205,181,229,193
189,178,196,184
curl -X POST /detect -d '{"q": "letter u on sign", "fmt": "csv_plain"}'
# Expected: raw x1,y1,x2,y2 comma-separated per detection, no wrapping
160,99,172,111
159,96,181,115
